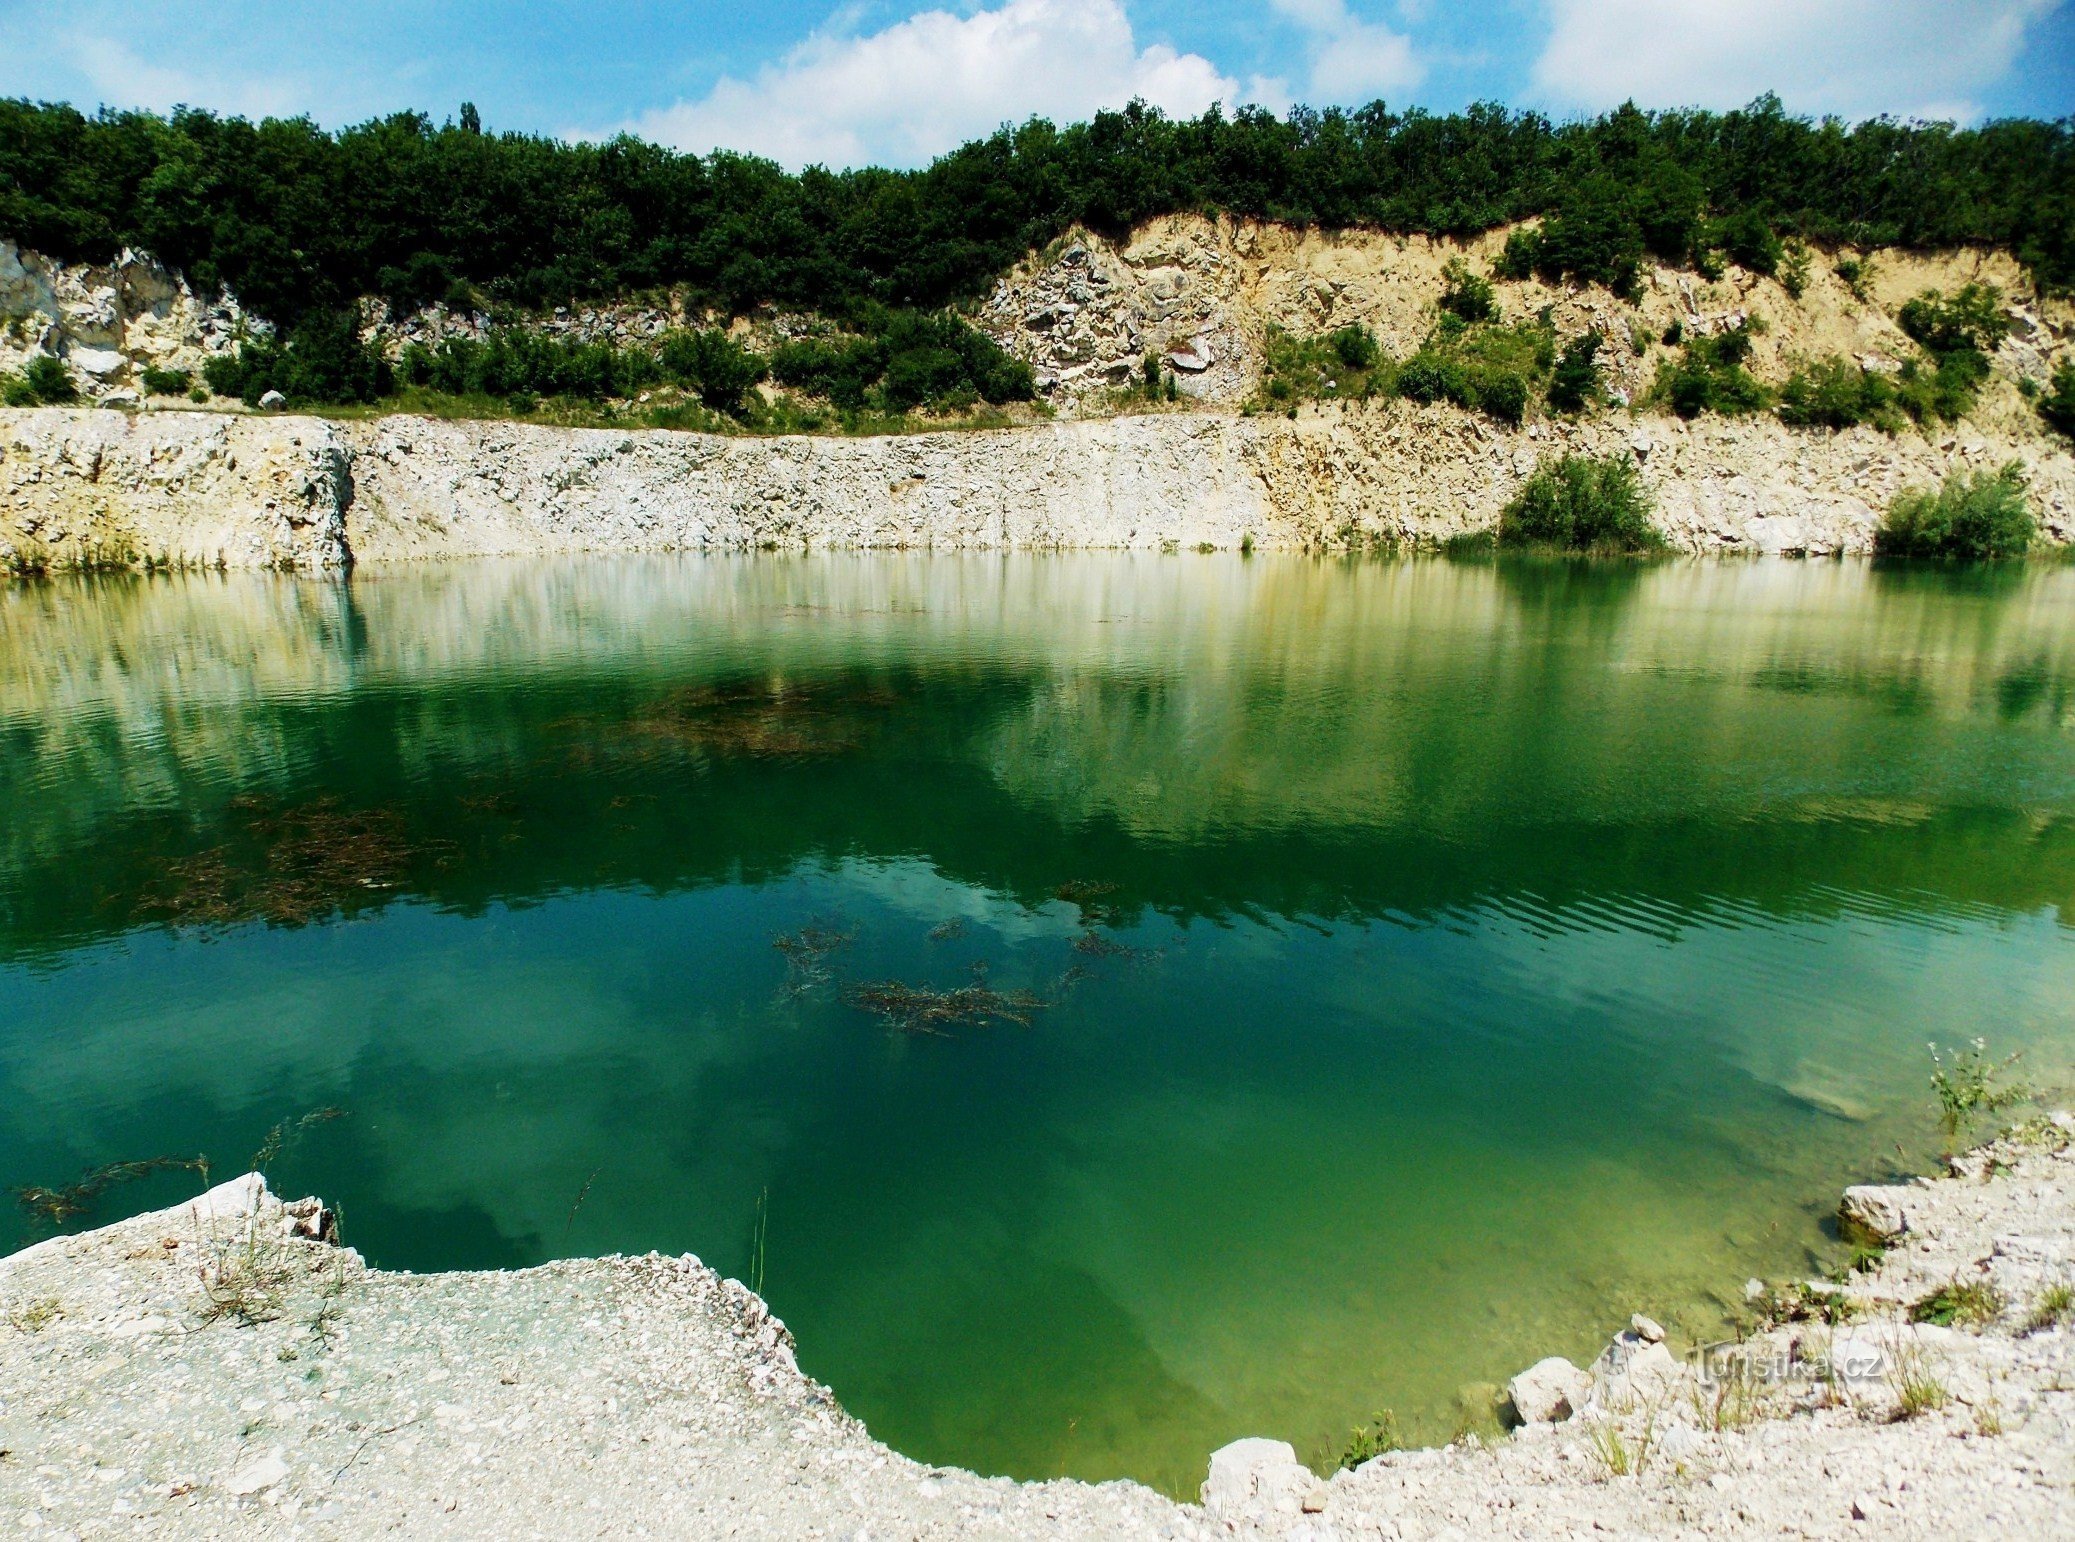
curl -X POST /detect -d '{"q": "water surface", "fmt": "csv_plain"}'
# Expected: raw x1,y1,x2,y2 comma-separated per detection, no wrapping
2,554,2072,1492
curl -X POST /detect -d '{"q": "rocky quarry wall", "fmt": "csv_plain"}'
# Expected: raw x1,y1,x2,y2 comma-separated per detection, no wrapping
5,217,2075,572
3,400,2072,574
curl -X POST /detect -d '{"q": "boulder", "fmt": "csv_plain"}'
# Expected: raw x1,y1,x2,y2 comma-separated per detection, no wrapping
259,389,287,409
1506,1356,1591,1424
1839,1185,1910,1248
1201,1437,1316,1516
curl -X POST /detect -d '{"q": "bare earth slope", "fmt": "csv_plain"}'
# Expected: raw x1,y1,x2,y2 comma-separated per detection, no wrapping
5,1122,2074,1539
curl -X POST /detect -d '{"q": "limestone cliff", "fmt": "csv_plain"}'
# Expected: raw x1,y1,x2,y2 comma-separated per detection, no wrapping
3,402,2070,573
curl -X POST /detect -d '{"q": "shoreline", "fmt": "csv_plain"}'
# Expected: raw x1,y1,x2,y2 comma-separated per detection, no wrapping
4,402,2073,576
4,1120,2072,1537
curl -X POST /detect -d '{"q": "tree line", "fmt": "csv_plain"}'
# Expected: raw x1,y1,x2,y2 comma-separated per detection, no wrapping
3,93,2071,336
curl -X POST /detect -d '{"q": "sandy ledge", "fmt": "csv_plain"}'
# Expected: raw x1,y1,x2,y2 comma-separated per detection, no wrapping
3,1121,2074,1539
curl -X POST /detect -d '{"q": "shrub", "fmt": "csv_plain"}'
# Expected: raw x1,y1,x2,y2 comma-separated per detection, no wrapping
1498,453,1663,552
1897,284,2008,356
1440,259,1497,324
1494,227,1540,281
1257,322,1392,407
23,355,76,403
1780,240,1812,299
1776,357,1906,432
659,327,766,413
1331,323,1381,370
1877,465,2035,559
208,308,392,405
1653,323,1770,417
2036,361,2075,440
1531,175,1644,295
139,365,191,396
1415,316,1552,424
1713,209,1782,276
1547,331,1604,413
1,372,39,406
1834,254,1874,302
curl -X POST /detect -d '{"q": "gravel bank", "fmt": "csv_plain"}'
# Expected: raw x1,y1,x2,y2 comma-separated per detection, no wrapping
4,1122,2075,1539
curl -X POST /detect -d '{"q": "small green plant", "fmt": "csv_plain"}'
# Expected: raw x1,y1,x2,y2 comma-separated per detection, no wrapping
1439,258,1498,325
1898,284,2008,357
1652,321,1770,418
1336,1409,1403,1471
1498,453,1663,553
1909,1279,2004,1328
1776,357,1907,433
1691,1354,1767,1431
23,355,77,404
2038,361,2075,442
2022,1281,2075,1334
1546,331,1604,413
140,365,192,396
1885,1334,1949,1419
1780,240,1812,300
1879,468,2035,560
1834,253,1875,303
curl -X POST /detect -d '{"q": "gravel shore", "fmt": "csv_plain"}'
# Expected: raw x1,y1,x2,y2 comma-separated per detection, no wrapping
5,1120,2074,1539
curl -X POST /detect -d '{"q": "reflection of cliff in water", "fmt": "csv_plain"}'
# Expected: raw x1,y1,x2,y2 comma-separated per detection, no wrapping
2,554,2072,961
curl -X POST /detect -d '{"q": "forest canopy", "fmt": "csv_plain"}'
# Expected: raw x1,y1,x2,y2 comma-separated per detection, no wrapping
3,95,2072,333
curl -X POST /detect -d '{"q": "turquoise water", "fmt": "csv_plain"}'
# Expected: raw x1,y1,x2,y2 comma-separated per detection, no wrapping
2,554,2072,1492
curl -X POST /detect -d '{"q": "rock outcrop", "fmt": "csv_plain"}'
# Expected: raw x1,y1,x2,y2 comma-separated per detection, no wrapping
4,402,2071,573
1,241,258,401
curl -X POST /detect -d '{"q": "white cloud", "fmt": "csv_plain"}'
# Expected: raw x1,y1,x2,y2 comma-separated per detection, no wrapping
1269,0,1423,103
61,32,307,120
623,0,1241,169
1532,0,2062,122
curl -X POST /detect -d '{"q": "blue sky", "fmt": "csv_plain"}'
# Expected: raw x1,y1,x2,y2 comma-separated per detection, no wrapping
1,1,2070,168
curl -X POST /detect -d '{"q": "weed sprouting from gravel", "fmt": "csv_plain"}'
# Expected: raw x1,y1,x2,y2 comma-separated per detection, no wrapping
1335,1410,1403,1471
1909,1279,2004,1329
1885,1333,1950,1420
2023,1281,2075,1335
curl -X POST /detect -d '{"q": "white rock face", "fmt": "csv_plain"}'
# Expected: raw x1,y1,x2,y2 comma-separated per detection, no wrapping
1508,1356,1592,1424
1,240,257,399
2,400,2071,574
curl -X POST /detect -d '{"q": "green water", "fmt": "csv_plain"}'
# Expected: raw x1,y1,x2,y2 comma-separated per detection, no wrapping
3,554,2073,1492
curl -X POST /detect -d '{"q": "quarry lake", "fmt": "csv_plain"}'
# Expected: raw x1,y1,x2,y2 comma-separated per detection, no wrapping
3,552,2073,1495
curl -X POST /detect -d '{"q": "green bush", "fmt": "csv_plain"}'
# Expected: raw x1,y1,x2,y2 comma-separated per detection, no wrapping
1,373,37,406
1257,322,1392,407
1876,463,2035,558
1397,316,1552,425
207,308,392,405
1498,453,1663,552
1713,209,1783,276
1653,323,1769,417
23,355,77,403
139,365,191,396
1776,357,1906,432
1897,284,2008,356
1780,241,1812,299
1834,254,1874,302
1440,259,1498,324
2039,361,2075,440
1547,331,1604,413
659,328,766,413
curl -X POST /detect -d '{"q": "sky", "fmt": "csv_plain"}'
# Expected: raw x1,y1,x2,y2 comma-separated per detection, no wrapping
1,0,2070,169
